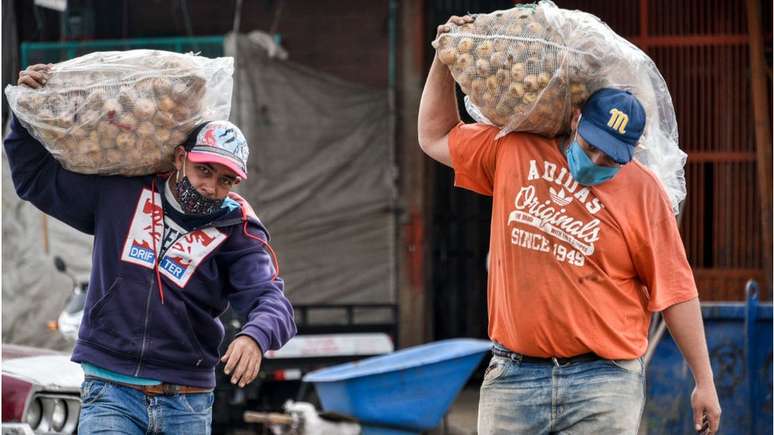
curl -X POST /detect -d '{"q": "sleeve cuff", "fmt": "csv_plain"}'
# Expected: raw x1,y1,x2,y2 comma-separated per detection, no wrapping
237,325,269,355
648,292,699,313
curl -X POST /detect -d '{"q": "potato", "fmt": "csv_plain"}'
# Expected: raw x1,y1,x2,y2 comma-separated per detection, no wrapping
495,69,511,87
511,63,526,82
69,126,89,139
436,34,453,49
103,149,123,165
85,90,107,110
526,22,544,35
97,121,120,140
490,51,509,69
438,48,457,65
152,78,173,97
135,78,155,95
102,99,122,115
118,87,140,108
79,109,101,127
457,38,475,53
505,24,523,35
56,136,78,152
471,78,486,95
155,128,172,145
136,121,156,138
524,75,539,92
116,113,138,131
476,59,492,76
481,91,497,107
171,77,205,103
170,130,188,147
485,75,500,93
456,71,474,89
153,111,177,129
81,139,101,154
495,101,512,117
158,96,176,112
127,141,150,163
475,40,494,58
170,82,190,102
116,132,137,148
493,39,510,52
454,53,474,72
88,130,100,143
39,128,63,145
38,108,55,121
52,114,73,129
46,95,67,113
171,105,191,123
133,99,156,121
507,82,526,99
537,72,552,89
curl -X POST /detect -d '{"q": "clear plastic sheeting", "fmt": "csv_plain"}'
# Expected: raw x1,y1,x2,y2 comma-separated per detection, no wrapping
434,1,686,214
4,49,234,176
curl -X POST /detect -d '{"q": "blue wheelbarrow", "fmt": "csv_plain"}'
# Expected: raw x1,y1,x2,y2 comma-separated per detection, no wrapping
302,338,492,435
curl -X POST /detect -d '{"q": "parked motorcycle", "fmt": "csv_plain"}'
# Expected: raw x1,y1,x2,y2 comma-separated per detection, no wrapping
49,256,88,342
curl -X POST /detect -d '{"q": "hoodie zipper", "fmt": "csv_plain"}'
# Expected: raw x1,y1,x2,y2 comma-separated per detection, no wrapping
134,274,156,376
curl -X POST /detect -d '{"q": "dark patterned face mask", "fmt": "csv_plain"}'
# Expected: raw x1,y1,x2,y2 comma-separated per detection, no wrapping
175,163,224,216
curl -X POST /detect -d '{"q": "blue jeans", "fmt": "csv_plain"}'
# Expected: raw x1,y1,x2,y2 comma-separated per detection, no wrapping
478,345,645,435
78,379,214,435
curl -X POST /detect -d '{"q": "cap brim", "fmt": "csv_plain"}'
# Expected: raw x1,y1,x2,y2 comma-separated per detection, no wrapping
577,121,634,164
188,151,247,179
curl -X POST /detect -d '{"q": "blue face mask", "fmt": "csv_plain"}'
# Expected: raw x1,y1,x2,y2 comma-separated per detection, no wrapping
565,138,620,186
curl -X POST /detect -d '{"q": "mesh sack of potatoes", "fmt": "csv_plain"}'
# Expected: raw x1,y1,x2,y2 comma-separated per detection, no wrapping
4,49,234,176
433,1,686,214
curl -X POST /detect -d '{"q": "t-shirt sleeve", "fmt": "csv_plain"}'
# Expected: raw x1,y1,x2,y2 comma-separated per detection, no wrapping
632,191,699,312
448,122,502,196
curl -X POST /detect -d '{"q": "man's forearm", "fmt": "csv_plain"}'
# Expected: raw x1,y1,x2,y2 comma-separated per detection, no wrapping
418,56,461,146
662,297,715,386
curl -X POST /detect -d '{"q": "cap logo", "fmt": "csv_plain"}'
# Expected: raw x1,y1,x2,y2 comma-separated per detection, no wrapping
607,108,629,134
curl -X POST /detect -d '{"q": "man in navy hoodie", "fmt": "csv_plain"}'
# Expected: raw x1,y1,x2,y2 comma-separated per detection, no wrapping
7,64,297,434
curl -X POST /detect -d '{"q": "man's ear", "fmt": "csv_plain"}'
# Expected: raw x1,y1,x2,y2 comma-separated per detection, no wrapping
570,108,582,131
173,146,186,171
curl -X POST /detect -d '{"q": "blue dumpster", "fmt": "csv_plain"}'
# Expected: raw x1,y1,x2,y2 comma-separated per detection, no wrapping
644,281,773,434
303,338,491,433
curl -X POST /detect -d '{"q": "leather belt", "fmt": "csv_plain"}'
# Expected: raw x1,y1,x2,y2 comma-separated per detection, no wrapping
491,346,601,366
86,376,213,395
125,383,214,396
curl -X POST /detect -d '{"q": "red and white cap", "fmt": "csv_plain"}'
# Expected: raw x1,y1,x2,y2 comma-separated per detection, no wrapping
184,120,249,179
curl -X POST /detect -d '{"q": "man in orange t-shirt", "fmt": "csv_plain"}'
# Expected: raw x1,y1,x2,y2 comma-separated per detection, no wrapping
418,15,721,435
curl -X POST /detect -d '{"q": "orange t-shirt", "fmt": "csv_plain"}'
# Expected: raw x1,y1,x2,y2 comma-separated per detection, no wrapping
449,122,698,360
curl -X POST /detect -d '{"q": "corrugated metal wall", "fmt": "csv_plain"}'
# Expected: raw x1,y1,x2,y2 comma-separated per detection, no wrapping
553,0,772,300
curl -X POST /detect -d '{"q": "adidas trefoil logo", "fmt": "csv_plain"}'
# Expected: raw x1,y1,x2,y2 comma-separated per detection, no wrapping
549,186,573,206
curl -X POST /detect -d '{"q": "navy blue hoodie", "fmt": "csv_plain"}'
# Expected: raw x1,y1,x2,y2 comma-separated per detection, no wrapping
4,116,296,388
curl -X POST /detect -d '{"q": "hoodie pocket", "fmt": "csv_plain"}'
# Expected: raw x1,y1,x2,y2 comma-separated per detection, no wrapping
144,302,216,369
83,275,147,355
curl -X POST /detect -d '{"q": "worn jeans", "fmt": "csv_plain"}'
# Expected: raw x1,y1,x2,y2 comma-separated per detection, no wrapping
78,379,213,435
478,344,645,435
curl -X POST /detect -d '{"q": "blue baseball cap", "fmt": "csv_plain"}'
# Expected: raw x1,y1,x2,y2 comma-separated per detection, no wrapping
577,88,646,165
